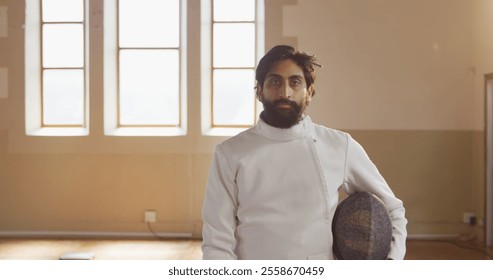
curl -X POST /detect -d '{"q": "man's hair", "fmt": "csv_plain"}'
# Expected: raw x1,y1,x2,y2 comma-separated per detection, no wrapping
255,45,322,96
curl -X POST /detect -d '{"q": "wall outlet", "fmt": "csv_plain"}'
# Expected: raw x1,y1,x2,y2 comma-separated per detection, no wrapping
145,210,157,223
463,212,476,225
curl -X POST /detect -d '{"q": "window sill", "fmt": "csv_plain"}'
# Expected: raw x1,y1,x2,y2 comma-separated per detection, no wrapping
26,127,89,137
104,126,186,137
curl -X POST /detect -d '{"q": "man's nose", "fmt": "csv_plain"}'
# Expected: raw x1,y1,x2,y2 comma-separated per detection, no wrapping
279,81,292,99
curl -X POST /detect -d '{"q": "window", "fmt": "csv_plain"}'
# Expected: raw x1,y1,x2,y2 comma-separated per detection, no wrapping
104,0,187,136
201,0,264,136
25,0,88,136
25,0,262,137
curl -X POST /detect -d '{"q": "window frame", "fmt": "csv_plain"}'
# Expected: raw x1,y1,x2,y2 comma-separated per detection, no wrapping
25,0,89,136
201,0,264,136
104,0,187,136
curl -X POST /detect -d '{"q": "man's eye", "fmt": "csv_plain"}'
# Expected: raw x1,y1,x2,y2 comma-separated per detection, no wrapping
291,80,302,86
270,79,280,85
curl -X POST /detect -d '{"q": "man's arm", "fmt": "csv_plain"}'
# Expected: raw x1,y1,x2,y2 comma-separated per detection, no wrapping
202,144,238,260
342,134,408,260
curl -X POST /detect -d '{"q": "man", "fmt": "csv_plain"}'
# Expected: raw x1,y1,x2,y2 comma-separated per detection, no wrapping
202,45,407,260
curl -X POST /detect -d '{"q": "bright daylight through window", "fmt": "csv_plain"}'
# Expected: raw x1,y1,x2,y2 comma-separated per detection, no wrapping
25,0,88,136
25,0,263,137
202,0,264,135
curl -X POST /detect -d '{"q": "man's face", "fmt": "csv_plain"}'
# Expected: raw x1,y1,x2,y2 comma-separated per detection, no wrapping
257,59,313,128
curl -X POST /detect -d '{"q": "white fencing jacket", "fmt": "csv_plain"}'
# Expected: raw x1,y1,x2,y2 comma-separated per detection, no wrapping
202,116,407,260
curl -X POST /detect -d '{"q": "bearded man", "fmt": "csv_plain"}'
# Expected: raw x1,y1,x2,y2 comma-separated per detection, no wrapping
201,45,407,260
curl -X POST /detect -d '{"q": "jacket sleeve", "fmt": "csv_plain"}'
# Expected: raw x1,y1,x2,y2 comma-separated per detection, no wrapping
341,134,408,260
201,144,239,260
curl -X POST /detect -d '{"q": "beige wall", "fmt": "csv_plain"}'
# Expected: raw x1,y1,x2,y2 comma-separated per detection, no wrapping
0,0,491,240
349,130,484,236
284,0,476,130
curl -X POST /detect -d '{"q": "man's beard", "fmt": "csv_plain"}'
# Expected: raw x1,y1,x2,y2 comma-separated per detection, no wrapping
260,98,306,129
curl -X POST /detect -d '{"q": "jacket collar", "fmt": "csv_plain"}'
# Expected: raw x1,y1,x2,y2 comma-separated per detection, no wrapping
255,114,313,141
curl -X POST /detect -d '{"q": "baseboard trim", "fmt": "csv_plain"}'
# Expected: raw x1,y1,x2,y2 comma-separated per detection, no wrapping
407,234,461,240
0,230,193,239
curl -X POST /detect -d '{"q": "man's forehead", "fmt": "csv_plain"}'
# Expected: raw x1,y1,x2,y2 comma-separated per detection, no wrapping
266,60,305,78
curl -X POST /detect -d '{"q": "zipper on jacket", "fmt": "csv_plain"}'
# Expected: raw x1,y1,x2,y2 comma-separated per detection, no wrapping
306,136,330,220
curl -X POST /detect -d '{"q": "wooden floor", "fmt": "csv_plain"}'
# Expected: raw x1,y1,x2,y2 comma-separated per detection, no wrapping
405,239,493,260
0,238,491,260
0,239,203,260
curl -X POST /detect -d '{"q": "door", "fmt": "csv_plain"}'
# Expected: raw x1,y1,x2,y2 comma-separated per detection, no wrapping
486,74,493,247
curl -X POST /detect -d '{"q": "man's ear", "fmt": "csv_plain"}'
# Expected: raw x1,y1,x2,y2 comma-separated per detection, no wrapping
306,85,315,104
256,84,263,102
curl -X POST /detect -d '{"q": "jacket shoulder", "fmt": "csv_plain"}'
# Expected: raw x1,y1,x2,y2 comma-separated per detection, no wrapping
311,123,349,144
216,126,259,152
